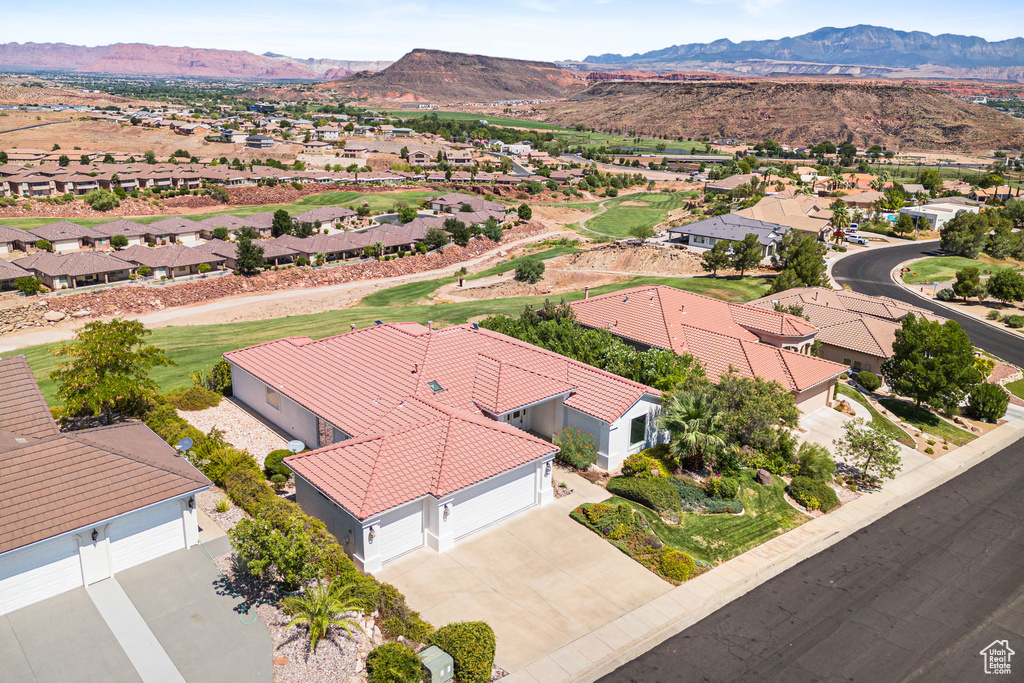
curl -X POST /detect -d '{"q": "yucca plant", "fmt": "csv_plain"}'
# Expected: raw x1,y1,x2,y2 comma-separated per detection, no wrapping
282,580,363,651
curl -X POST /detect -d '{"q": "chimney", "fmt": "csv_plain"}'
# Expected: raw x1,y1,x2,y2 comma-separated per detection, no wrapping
584,286,590,299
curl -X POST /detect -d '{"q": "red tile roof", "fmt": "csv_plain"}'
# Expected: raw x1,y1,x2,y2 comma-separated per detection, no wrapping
570,285,845,392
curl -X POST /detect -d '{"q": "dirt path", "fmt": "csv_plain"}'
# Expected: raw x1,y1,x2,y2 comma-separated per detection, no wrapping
0,230,574,353
577,199,612,237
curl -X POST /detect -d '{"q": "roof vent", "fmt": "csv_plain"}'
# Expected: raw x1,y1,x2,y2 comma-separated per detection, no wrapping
350,323,356,331
427,320,433,331
624,295,629,303
413,362,420,373
374,319,383,325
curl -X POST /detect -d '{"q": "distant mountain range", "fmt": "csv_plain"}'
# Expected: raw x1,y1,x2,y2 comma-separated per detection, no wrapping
572,25,1024,81
0,42,391,80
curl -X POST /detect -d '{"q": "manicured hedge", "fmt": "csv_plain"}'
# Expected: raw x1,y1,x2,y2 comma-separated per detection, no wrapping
607,475,681,511
856,372,881,392
366,642,425,683
704,475,739,499
658,548,696,582
789,476,840,513
429,622,496,683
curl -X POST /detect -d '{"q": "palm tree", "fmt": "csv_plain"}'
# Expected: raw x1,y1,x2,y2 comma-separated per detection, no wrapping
282,579,363,652
657,391,729,473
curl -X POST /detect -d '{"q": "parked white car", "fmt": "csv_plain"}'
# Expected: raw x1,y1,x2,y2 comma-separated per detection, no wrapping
847,235,870,245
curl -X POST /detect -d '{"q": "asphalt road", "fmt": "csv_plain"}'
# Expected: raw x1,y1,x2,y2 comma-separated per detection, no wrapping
601,436,1024,683
831,241,1024,368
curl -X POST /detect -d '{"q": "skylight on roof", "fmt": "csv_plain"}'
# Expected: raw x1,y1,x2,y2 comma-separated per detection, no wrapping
428,380,444,393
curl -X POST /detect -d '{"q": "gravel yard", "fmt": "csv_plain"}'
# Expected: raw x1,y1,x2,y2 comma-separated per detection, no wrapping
178,399,288,466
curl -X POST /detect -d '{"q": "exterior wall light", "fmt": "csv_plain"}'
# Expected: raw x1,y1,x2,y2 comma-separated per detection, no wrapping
544,462,552,477
91,529,99,542
368,527,376,543
443,504,450,521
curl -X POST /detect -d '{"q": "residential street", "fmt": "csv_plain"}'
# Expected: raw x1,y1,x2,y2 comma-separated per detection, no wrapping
831,241,1024,367
600,436,1024,683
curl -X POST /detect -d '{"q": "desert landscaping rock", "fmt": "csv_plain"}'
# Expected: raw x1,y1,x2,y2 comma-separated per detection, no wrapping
757,468,773,486
178,400,288,465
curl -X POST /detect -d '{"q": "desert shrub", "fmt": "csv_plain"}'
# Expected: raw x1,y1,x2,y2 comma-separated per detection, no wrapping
924,446,935,454
621,452,655,477
704,475,739,499
264,449,293,479
190,358,233,395
366,643,425,683
857,371,881,392
967,383,1010,422
200,443,260,485
657,548,697,582
607,475,681,511
428,622,496,683
1004,314,1024,328
795,442,836,482
165,385,222,411
513,257,544,284
82,188,120,211
553,426,597,470
987,310,1002,320
376,582,434,642
935,288,956,302
789,476,840,512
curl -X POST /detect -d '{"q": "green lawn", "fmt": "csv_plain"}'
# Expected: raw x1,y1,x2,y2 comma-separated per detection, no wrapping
0,190,441,230
902,256,1016,284
382,109,569,131
465,246,580,280
877,397,977,445
836,384,915,447
609,470,809,565
22,273,771,405
1005,378,1024,401
584,192,699,239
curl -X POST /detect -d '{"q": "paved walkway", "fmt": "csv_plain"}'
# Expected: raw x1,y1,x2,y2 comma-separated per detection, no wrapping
86,579,185,683
498,414,1024,682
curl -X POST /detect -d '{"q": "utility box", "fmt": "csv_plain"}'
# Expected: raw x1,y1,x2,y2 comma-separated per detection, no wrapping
418,645,454,683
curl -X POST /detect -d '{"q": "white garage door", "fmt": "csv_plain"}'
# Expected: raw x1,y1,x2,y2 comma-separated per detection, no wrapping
109,501,184,574
377,506,424,564
0,537,82,615
454,466,536,539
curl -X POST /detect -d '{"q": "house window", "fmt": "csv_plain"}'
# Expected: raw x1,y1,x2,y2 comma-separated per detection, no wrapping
265,386,281,409
853,360,862,370
629,415,647,446
428,380,444,393
842,358,852,366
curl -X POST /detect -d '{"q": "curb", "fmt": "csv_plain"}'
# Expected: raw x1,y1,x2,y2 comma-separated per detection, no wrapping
543,416,1024,683
826,236,930,290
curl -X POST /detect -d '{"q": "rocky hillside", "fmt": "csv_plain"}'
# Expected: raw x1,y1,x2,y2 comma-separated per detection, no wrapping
544,81,1024,151
324,49,587,103
0,42,385,80
576,25,1024,82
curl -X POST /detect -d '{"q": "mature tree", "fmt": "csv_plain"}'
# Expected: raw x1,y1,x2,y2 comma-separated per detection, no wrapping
769,230,827,293
940,211,989,258
986,268,1024,304
701,240,731,276
833,418,901,481
109,233,129,250
967,383,1010,422
482,217,503,242
0,151,7,164
79,154,90,165
881,313,981,413
293,221,316,239
282,580,362,652
629,223,656,243
952,266,985,302
229,516,322,591
916,168,943,194
730,233,763,277
423,227,450,251
893,212,916,237
271,209,294,238
830,199,850,241
235,234,265,276
397,205,418,223
657,390,728,472
211,226,230,241
14,275,41,296
986,220,1017,259
710,373,800,457
517,203,532,221
513,257,545,284
57,154,70,167
1004,199,1024,228
51,319,173,424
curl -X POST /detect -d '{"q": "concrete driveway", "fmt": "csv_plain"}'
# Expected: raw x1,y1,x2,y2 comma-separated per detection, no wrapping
799,403,931,476
0,536,271,683
377,474,672,673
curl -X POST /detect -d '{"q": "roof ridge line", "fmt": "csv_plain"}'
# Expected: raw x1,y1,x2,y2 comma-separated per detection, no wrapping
71,427,207,485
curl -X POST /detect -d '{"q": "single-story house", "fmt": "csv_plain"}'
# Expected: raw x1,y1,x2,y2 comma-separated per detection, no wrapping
193,238,297,268
224,322,663,570
0,258,30,290
30,221,106,253
0,355,210,616
429,192,506,214
144,217,204,246
13,251,134,289
0,224,33,254
570,285,847,414
90,219,151,247
749,287,941,374
734,196,835,238
198,214,257,240
667,214,788,258
293,206,358,229
899,203,980,231
706,174,757,193
118,244,225,279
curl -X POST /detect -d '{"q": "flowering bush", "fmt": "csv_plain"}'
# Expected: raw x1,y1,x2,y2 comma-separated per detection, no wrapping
553,426,597,470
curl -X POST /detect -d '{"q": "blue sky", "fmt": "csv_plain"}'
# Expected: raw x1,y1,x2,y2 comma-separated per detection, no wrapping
5,0,1024,62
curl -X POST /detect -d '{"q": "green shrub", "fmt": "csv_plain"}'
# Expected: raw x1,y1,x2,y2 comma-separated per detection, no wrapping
228,516,324,590
429,622,496,683
657,548,696,582
621,452,655,477
857,371,881,392
935,288,956,302
967,383,1010,422
200,443,260,485
795,442,836,482
704,475,739,499
513,257,545,284
607,476,681,511
264,448,293,479
82,188,120,211
1004,314,1024,329
136,265,152,277
376,582,434,642
924,446,935,455
987,310,1002,320
789,476,840,512
572,502,637,540
668,478,708,510
366,643,425,683
190,358,233,396
165,385,222,411
553,426,597,470
14,276,41,296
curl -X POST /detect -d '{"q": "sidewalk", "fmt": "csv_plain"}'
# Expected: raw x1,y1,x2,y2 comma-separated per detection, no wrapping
501,413,1024,683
